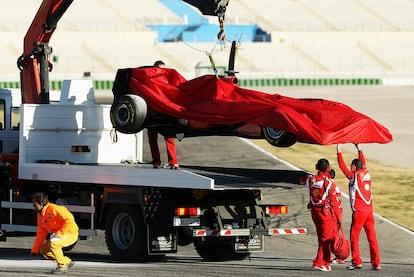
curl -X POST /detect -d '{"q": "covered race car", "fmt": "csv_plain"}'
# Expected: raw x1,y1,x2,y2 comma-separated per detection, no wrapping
110,67,392,148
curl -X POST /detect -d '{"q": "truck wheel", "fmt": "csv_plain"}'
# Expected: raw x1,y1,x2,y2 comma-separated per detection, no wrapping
177,227,194,246
262,127,297,147
194,238,249,261
110,94,147,134
105,205,147,261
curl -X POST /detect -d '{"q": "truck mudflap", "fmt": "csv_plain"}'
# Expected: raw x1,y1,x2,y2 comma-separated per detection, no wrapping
147,225,177,255
235,235,263,252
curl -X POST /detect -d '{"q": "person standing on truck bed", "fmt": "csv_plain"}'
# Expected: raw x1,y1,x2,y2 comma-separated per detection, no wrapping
147,60,180,170
300,158,342,272
30,192,79,274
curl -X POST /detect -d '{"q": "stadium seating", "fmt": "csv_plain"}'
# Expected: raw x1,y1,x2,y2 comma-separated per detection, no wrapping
227,0,414,32
1,0,413,86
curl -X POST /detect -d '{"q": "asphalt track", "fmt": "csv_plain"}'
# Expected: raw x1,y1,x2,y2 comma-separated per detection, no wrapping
0,85,413,276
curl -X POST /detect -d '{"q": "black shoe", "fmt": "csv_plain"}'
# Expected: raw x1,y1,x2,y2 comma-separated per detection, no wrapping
347,263,362,270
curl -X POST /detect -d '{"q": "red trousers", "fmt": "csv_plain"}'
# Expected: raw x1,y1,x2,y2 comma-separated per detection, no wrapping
311,207,336,267
147,130,178,165
350,211,380,266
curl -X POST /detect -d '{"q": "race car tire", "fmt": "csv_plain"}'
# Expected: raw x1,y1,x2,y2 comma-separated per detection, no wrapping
262,127,297,148
110,94,147,134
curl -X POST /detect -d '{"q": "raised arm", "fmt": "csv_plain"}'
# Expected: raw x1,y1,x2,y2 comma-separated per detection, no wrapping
355,143,366,166
337,144,353,179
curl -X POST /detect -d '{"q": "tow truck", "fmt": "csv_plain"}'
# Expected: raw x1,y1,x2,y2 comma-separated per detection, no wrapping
0,0,306,261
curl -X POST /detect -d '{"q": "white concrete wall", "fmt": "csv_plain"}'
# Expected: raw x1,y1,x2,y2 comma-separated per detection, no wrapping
1,0,413,80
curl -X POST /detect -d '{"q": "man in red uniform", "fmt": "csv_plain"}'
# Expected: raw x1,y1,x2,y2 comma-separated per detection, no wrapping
301,158,342,272
147,60,180,170
30,192,79,274
328,169,346,265
337,144,381,271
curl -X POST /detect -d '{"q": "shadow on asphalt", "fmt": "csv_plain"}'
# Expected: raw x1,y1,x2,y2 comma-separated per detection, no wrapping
182,165,306,188
0,247,114,263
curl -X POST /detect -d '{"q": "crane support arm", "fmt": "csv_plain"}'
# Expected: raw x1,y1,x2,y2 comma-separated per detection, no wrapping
17,0,228,105
18,0,73,104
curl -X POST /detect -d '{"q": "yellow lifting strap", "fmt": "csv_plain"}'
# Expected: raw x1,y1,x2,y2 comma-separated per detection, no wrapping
207,52,218,77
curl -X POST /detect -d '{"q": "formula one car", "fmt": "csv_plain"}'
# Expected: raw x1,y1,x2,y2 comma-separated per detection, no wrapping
110,67,392,147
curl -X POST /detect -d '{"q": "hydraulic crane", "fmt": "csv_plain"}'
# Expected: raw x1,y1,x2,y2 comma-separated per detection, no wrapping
16,0,229,105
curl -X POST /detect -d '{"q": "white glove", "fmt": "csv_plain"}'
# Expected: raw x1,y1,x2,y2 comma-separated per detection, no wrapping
50,233,65,242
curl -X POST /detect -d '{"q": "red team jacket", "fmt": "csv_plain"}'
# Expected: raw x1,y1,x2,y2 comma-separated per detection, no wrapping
337,151,373,213
302,171,342,223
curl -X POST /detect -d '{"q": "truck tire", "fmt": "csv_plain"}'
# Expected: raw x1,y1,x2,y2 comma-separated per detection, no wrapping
177,227,194,246
262,127,297,148
104,205,148,261
110,94,147,134
194,238,249,261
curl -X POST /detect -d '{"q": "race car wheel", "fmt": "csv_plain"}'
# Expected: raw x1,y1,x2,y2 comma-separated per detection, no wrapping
262,127,297,148
110,94,147,134
105,205,148,261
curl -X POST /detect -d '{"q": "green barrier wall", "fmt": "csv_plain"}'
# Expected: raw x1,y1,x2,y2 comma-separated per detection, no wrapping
238,78,382,87
0,81,20,89
0,78,382,91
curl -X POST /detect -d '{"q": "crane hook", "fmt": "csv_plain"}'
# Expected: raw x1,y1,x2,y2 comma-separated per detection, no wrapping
217,19,226,41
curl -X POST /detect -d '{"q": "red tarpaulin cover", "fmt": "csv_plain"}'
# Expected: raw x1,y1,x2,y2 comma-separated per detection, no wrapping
128,68,392,145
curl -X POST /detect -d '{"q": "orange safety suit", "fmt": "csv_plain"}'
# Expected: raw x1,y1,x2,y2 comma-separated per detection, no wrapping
32,203,79,267
337,150,381,268
304,171,342,268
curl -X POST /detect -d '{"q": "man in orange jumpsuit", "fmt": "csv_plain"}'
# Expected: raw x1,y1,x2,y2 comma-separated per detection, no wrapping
337,144,381,271
301,158,342,272
147,60,179,170
30,192,79,274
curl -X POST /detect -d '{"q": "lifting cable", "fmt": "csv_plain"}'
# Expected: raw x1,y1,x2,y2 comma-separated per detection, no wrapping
181,15,243,78
110,128,118,143
182,40,230,77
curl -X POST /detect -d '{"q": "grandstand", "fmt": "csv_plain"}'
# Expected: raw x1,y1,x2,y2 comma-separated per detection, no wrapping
226,0,414,32
1,0,413,87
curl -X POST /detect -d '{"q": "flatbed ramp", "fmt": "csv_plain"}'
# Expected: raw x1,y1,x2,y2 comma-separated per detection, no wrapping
19,162,305,190
19,103,305,191
181,164,305,190
19,163,215,189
